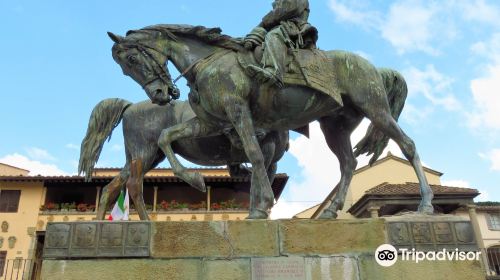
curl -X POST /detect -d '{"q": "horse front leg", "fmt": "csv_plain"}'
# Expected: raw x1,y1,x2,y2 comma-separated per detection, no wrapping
260,134,278,184
226,102,274,219
158,117,213,192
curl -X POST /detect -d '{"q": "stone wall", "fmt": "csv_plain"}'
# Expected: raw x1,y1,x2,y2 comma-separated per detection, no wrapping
41,219,485,280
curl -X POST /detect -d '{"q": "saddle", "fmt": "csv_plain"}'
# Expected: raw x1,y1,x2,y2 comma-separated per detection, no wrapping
237,46,343,107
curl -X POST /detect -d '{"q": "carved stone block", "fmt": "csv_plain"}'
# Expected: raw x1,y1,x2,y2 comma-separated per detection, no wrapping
387,219,478,252
411,222,433,244
43,221,151,259
44,223,71,258
125,223,150,257
388,222,411,246
433,222,453,244
70,223,98,257
98,223,125,256
454,222,475,244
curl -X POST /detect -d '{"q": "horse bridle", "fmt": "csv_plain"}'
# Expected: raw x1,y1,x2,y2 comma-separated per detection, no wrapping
121,42,179,98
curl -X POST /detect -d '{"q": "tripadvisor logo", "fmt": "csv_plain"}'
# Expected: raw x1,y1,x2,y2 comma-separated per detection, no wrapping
375,244,398,267
375,244,481,267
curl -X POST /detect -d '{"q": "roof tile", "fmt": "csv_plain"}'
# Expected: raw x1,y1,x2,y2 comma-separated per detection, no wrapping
365,182,479,195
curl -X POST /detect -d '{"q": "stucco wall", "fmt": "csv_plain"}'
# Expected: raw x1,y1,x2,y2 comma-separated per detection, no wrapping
0,181,44,260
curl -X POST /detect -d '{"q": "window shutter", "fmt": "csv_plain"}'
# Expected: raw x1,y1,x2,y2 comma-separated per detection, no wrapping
0,251,6,276
486,213,493,230
0,190,21,213
7,191,20,212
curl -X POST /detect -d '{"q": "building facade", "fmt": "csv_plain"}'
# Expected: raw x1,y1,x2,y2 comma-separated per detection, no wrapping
294,153,500,278
0,163,287,279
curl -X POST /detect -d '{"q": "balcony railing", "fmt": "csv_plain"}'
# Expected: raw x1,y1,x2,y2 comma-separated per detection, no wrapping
1,259,40,280
486,247,500,279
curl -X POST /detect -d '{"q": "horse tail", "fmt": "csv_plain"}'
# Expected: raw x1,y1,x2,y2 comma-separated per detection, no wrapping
353,68,408,165
78,98,132,181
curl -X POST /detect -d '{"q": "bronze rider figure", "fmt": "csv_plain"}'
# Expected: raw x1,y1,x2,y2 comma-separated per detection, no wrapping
244,0,318,87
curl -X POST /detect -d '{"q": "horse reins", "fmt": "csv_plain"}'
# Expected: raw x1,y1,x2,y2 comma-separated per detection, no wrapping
123,42,179,93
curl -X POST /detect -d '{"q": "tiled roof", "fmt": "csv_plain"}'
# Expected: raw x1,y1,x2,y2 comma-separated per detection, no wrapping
365,182,479,196
0,173,289,199
0,173,288,183
476,205,500,211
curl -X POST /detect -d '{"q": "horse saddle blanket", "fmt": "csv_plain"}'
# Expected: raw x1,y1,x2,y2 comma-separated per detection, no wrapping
238,48,343,107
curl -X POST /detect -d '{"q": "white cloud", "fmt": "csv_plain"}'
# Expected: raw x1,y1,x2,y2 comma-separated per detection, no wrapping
491,150,500,171
271,200,313,219
354,50,372,61
442,179,490,202
459,0,500,28
404,65,460,111
471,33,500,62
482,149,500,171
400,103,433,126
65,143,79,150
110,144,123,152
467,33,500,130
328,0,381,29
25,147,57,161
0,153,67,176
442,179,472,188
328,0,457,55
272,120,403,218
469,65,500,130
380,1,445,55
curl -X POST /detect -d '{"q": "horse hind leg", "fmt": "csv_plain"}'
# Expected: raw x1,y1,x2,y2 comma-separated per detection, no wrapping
318,114,361,219
357,90,434,214
96,167,129,220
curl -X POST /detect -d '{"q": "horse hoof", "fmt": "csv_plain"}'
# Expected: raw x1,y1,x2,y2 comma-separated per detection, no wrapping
418,204,434,214
246,209,268,219
318,209,338,219
181,172,206,193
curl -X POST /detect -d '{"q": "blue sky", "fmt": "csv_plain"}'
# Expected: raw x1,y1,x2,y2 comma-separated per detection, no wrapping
1,1,499,218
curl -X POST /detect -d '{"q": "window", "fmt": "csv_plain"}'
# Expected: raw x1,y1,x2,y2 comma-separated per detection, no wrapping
0,190,21,212
0,251,6,276
488,213,500,230
487,246,500,275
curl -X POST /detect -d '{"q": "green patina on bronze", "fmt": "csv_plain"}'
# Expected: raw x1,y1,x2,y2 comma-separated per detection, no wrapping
105,0,433,220
79,99,287,220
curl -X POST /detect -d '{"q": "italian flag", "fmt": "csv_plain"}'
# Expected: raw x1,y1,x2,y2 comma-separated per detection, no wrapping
108,188,129,221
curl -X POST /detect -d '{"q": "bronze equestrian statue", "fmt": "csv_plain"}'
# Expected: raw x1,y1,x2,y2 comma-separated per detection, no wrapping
244,0,318,87
79,98,288,220
105,2,434,219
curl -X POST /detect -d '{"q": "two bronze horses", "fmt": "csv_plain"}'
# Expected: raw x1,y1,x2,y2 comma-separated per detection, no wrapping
79,98,288,220
86,24,433,219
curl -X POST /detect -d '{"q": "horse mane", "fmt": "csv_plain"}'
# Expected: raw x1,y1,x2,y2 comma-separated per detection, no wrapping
127,24,243,51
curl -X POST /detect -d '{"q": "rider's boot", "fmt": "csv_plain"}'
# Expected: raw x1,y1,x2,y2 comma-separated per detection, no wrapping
250,28,286,88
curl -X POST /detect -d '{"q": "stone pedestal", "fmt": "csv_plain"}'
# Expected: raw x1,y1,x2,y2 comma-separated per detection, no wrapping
41,217,485,280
